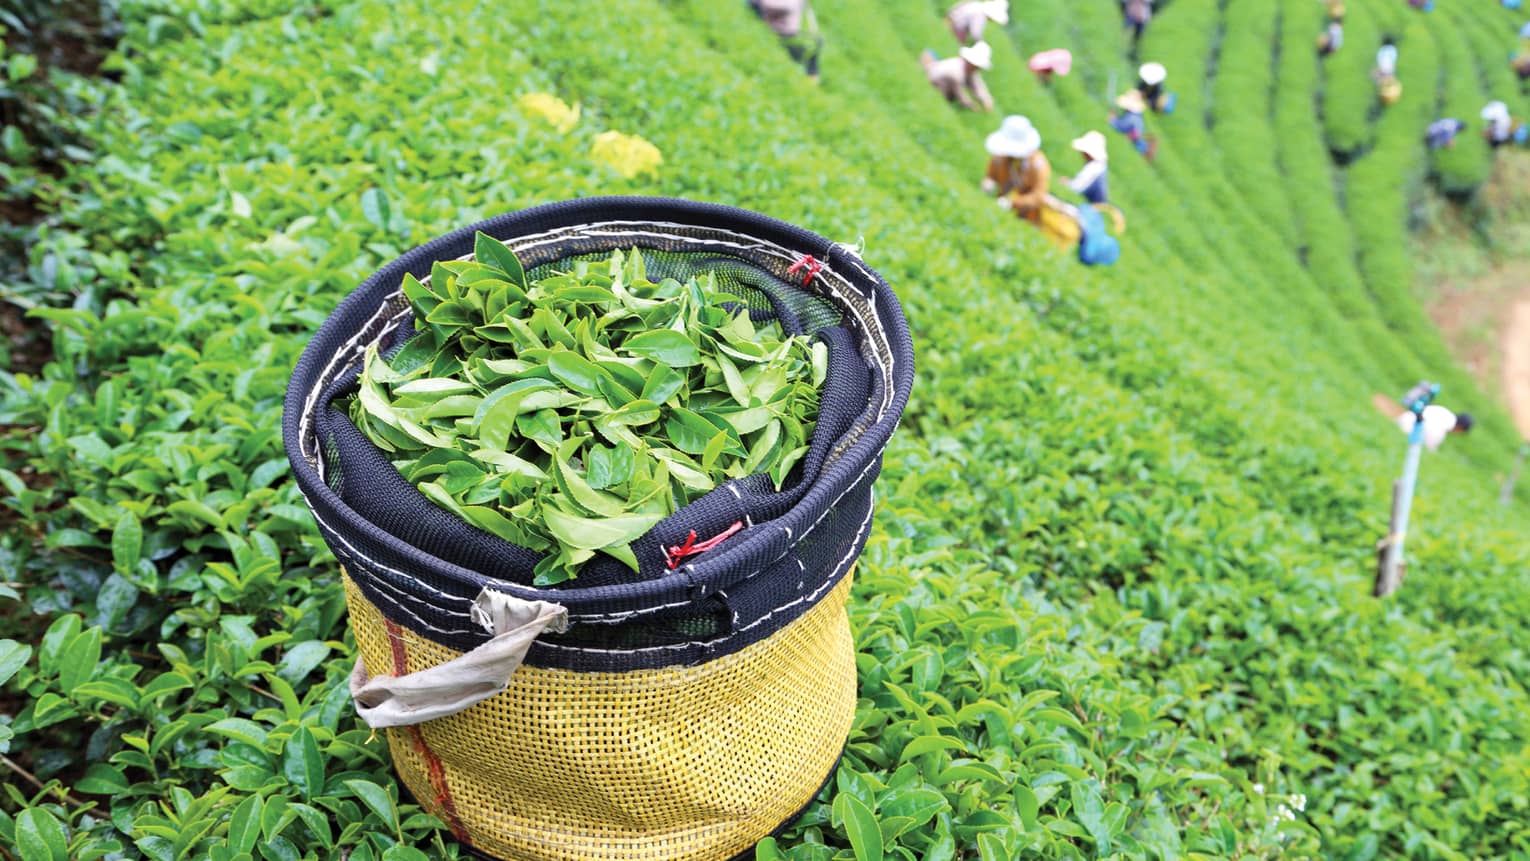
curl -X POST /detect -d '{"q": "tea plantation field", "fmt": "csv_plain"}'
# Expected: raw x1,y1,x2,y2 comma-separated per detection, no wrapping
2,0,1529,858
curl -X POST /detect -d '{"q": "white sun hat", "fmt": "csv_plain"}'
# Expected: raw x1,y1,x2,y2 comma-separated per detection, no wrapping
1482,100,1510,121
960,40,994,69
1139,62,1167,85
985,115,1042,158
983,0,1010,24
1071,130,1108,162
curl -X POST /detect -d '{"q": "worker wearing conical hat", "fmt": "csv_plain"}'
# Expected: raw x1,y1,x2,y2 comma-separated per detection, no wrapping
921,41,995,111
1483,100,1515,147
1110,89,1151,156
1061,131,1110,205
1138,62,1169,111
980,115,1052,225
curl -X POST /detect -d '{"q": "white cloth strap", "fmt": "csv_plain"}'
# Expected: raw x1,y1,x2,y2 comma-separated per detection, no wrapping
350,588,569,729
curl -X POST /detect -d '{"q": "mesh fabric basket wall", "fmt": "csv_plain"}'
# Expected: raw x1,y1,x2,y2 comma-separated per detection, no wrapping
282,198,914,860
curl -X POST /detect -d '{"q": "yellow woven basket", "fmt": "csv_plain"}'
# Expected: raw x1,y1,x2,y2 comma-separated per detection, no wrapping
343,571,855,860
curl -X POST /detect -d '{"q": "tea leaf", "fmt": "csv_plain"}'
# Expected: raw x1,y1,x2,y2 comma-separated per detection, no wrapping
624,329,701,367
541,506,664,552
474,231,528,290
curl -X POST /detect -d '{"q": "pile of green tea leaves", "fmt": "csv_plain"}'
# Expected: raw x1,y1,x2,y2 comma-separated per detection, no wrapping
348,233,825,584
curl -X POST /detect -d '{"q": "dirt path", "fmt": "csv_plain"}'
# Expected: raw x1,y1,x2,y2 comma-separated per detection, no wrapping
1418,152,1530,439
1428,272,1530,440
1503,297,1530,438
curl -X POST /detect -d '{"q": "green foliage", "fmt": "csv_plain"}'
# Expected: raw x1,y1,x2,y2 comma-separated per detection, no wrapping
0,0,121,173
349,242,823,583
1207,0,1298,250
1,0,1529,859
1273,0,1408,378
0,1,123,367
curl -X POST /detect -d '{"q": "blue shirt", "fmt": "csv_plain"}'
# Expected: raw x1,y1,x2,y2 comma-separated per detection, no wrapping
1110,111,1145,138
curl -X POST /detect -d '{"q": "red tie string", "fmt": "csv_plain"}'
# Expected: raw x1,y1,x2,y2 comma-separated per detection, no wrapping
787,254,823,286
664,521,745,569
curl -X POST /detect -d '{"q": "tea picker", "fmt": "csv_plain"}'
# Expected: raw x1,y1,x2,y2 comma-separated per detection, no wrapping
1029,48,1074,84
1123,0,1153,46
1318,19,1344,57
1425,117,1466,149
1136,62,1177,114
1374,37,1402,106
1061,130,1110,205
749,0,823,81
981,115,1051,223
1110,89,1154,159
922,41,996,111
1480,101,1528,148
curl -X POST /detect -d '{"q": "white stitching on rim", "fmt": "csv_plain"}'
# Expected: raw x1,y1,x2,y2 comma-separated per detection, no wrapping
299,305,411,464
532,489,873,655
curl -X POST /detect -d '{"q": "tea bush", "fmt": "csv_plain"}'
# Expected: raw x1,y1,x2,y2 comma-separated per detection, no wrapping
2,0,1529,859
1272,0,1413,379
1427,8,1492,195
0,0,123,370
1207,0,1297,250
1321,0,1382,159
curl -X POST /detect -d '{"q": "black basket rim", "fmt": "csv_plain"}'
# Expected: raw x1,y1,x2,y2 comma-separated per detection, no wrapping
282,196,914,617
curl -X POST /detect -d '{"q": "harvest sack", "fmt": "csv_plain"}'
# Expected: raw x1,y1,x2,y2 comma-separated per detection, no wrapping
283,198,915,860
1075,205,1121,267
